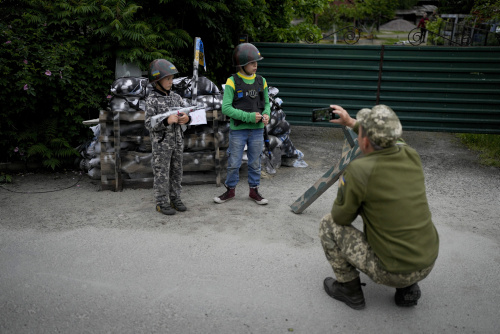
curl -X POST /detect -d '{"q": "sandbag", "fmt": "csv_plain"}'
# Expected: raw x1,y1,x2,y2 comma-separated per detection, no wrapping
108,96,146,112
174,76,221,97
110,77,149,98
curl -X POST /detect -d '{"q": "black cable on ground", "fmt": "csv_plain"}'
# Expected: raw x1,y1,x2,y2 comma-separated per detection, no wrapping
0,173,84,194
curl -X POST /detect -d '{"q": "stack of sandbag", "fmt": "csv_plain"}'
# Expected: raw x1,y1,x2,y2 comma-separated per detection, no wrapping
262,86,307,174
78,75,230,184
76,124,101,179
173,76,230,153
78,76,151,179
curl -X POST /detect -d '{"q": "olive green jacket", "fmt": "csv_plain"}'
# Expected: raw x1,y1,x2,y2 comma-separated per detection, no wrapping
332,137,439,274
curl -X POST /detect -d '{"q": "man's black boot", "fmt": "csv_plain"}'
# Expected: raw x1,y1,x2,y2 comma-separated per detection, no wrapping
395,283,421,307
324,276,366,310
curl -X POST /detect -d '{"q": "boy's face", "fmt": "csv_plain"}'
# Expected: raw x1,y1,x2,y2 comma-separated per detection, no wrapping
158,75,174,91
242,61,258,75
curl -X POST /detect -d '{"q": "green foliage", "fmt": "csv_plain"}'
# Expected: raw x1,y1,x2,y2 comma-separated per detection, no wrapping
317,3,348,31
426,17,446,45
291,0,331,24
1,0,338,171
0,172,13,183
439,0,476,15
457,134,500,167
0,0,114,168
470,0,500,22
336,0,398,30
397,0,419,10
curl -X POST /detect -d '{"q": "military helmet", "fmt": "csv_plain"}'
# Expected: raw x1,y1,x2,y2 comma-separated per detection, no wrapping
356,105,403,148
148,59,179,83
232,43,264,67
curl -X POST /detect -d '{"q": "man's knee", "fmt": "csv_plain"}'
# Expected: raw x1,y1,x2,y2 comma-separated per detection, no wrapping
319,214,334,236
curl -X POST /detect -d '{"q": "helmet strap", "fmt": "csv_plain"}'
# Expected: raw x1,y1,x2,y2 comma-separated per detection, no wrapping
239,66,251,76
156,81,171,94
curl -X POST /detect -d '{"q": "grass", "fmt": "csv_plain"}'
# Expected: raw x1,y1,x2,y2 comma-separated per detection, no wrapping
456,134,500,167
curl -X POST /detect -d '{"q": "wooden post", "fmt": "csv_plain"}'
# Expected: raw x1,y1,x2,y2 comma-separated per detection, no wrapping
113,110,123,191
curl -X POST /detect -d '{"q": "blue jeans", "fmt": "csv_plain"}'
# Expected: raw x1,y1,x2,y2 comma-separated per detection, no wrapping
225,128,263,188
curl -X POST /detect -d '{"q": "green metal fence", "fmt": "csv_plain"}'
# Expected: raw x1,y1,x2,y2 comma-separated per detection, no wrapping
254,43,500,134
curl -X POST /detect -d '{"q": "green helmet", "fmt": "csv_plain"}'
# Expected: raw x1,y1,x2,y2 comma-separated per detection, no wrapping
232,43,264,67
148,59,179,83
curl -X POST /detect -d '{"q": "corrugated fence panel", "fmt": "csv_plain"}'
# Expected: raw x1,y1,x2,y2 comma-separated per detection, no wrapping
254,43,500,134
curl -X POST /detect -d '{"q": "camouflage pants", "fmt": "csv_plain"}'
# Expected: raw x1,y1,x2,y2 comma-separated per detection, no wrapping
319,213,434,288
151,128,183,205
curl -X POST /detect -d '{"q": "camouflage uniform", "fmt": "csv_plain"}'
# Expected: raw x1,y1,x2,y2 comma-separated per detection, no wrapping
319,214,434,287
320,105,438,287
145,89,189,206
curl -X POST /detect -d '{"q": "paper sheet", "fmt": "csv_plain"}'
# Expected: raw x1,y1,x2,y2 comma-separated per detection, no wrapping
189,108,207,125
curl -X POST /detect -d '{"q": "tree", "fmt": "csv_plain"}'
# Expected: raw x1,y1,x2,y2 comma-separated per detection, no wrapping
439,0,476,14
397,0,419,10
470,0,500,22
338,0,399,31
1,0,330,169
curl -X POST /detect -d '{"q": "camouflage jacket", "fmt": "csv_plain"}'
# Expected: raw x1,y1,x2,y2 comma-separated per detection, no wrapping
145,89,189,141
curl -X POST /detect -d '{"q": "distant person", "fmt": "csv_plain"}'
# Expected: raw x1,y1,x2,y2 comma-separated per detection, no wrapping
145,59,191,215
213,43,271,205
319,104,439,310
417,13,430,43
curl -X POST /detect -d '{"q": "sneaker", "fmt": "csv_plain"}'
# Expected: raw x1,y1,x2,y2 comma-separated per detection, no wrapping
214,184,235,203
249,187,268,205
170,196,187,212
395,283,421,307
324,277,366,310
156,203,176,215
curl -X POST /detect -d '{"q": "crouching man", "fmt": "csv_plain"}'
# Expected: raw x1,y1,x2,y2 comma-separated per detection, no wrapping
319,104,439,310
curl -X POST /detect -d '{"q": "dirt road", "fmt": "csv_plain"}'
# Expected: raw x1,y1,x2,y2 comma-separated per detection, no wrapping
1,126,499,333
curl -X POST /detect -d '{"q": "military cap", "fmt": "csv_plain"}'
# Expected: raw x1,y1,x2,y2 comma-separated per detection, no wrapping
356,105,403,148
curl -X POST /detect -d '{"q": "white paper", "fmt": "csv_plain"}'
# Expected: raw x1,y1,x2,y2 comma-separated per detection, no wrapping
189,108,207,125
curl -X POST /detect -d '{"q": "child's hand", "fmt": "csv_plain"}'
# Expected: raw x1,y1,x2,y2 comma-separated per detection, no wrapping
167,114,178,124
263,114,269,126
178,112,189,125
254,112,263,123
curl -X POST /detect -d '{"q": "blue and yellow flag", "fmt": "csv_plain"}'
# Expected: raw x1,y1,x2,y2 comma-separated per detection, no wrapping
195,38,206,71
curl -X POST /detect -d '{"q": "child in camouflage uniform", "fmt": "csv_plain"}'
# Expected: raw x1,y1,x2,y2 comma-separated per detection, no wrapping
145,59,191,215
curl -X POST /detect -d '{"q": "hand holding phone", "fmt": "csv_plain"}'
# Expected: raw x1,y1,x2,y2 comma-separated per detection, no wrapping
312,107,338,122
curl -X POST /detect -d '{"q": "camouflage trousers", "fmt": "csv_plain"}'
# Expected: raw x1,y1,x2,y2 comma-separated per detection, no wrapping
319,213,434,288
151,128,184,205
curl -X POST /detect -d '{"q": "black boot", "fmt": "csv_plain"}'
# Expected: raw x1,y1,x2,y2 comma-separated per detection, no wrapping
324,276,366,310
156,203,176,215
170,196,187,212
395,283,421,307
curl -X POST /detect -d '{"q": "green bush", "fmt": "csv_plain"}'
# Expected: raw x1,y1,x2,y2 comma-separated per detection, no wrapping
426,17,445,45
0,0,185,169
1,2,115,169
3,0,413,172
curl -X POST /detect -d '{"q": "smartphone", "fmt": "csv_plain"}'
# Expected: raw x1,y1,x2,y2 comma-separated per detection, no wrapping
312,107,337,122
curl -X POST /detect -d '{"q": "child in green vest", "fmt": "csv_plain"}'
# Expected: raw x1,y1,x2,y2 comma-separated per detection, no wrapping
214,43,271,205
